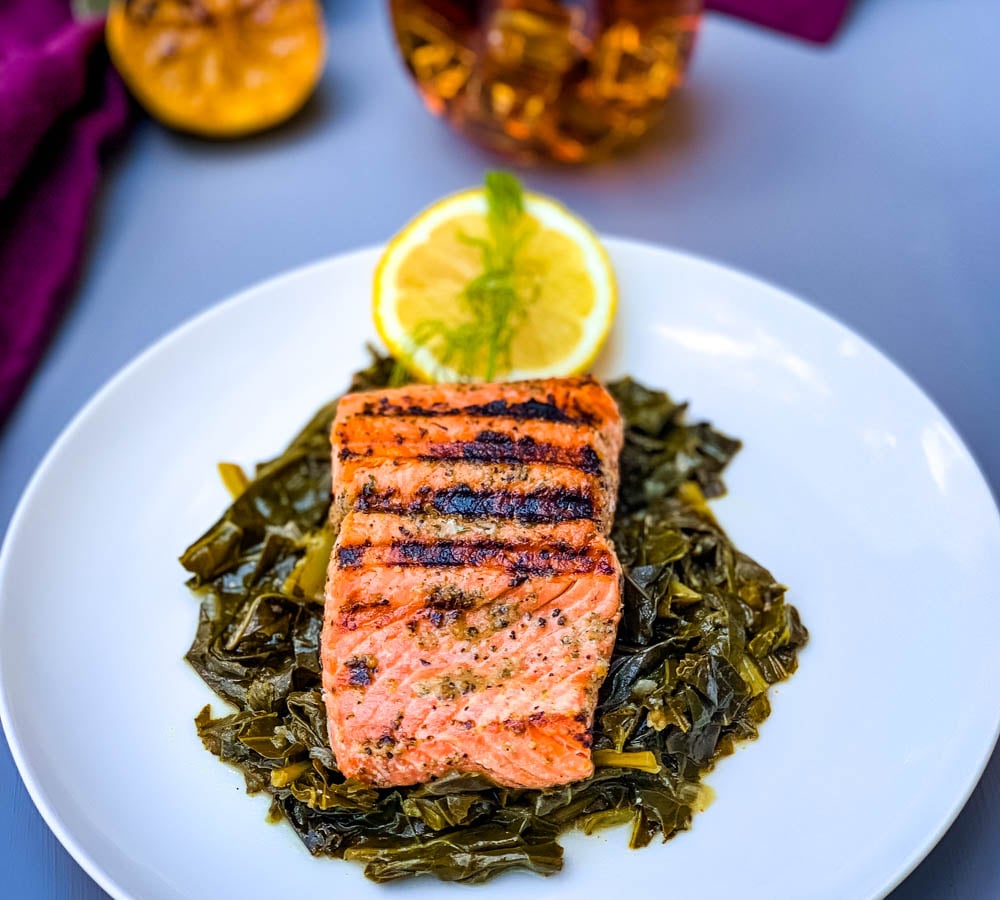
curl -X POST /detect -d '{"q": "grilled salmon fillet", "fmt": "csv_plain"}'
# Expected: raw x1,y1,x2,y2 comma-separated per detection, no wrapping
321,376,624,789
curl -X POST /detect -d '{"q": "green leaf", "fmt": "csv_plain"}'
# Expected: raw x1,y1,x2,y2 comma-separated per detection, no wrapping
345,824,564,883
484,171,524,238
592,750,661,773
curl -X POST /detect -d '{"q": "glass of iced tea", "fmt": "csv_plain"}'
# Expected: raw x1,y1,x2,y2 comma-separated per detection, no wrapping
389,0,701,163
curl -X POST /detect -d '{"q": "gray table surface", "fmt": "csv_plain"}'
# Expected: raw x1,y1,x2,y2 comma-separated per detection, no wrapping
2,0,998,896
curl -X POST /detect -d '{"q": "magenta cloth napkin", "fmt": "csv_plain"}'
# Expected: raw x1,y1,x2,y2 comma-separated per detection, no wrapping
705,0,852,43
0,0,129,427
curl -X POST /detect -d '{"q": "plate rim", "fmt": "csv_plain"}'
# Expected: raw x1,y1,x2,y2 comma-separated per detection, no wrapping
1,237,998,900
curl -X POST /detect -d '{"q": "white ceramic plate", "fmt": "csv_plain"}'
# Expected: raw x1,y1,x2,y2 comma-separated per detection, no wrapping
2,240,999,900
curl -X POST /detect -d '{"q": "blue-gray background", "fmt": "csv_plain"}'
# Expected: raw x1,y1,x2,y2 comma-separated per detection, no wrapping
2,0,998,896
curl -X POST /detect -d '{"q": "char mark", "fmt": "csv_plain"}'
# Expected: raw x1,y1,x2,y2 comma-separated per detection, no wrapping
337,541,370,568
387,539,613,576
356,484,596,524
333,539,614,576
417,432,602,475
357,396,593,425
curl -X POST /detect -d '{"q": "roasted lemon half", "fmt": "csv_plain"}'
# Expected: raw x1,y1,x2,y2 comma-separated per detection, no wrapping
106,0,326,138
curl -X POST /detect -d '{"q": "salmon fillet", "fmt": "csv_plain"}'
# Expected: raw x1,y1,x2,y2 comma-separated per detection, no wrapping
321,376,624,789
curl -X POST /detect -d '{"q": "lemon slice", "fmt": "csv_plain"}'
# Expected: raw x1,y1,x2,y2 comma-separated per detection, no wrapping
374,185,616,382
106,0,325,139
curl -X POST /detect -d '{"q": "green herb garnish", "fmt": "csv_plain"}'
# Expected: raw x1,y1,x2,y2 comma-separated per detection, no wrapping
411,171,537,382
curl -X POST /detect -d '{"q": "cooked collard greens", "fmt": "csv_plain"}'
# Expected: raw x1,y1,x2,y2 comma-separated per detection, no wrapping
181,353,807,884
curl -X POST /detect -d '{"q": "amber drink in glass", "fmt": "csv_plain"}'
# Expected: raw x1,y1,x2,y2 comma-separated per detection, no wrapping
389,0,701,163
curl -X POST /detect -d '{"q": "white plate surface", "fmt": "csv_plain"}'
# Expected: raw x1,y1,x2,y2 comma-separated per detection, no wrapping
2,240,999,900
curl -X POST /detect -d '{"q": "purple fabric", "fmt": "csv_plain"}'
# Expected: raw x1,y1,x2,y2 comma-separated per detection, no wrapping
705,0,852,43
0,0,129,427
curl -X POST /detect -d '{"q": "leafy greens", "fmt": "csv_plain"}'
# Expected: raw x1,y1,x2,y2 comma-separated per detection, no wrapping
181,352,807,884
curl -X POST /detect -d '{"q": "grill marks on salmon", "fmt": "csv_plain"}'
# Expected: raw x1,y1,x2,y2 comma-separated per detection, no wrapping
339,378,617,427
322,377,624,789
360,482,597,527
331,378,621,489
336,458,612,532
335,513,617,576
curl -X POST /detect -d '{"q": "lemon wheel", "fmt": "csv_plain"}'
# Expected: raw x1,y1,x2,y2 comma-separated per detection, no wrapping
374,186,617,383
